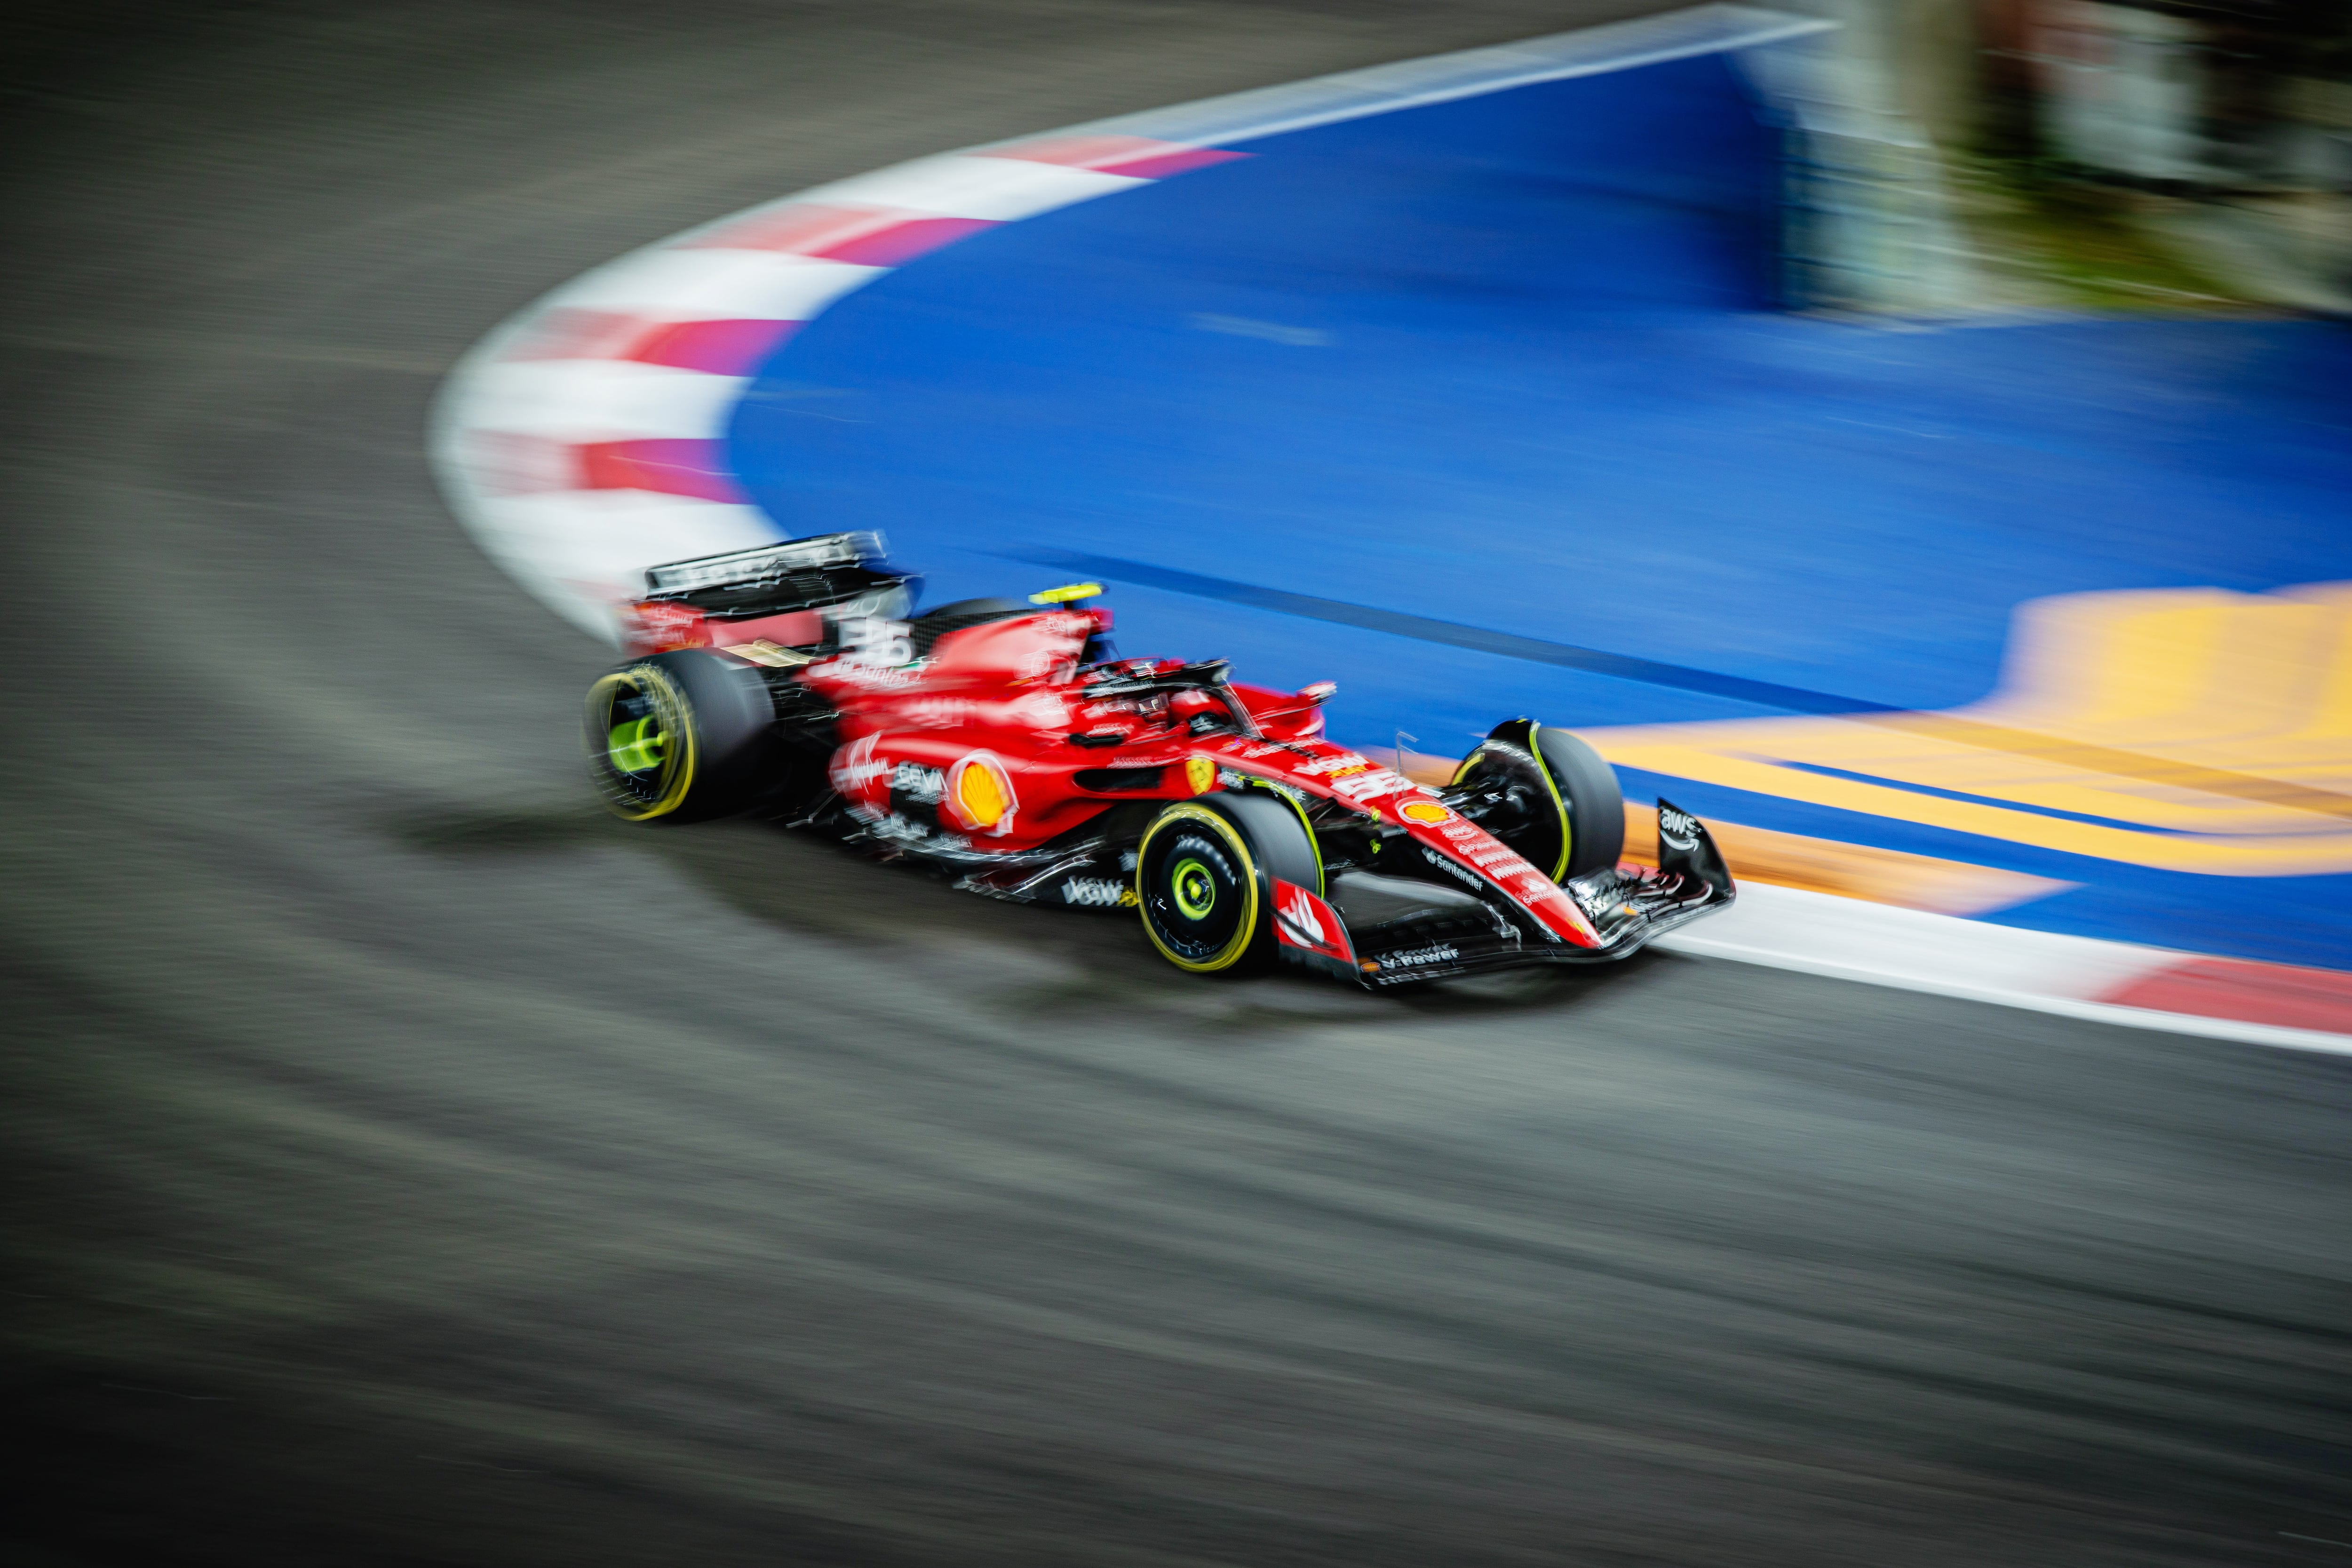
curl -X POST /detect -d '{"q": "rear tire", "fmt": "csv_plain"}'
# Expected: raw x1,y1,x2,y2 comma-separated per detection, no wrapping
1450,720,1623,881
584,650,773,823
1136,792,1320,974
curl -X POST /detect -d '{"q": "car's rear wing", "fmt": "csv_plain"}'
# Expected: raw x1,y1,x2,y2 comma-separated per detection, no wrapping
643,531,887,597
638,532,914,621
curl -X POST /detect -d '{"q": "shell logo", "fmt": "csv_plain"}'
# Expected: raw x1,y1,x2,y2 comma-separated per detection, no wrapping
946,752,1017,835
1399,799,1455,825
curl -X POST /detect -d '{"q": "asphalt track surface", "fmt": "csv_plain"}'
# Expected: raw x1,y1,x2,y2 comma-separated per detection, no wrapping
3,4,2349,1564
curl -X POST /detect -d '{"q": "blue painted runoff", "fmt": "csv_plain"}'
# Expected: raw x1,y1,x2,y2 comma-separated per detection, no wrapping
728,52,2352,970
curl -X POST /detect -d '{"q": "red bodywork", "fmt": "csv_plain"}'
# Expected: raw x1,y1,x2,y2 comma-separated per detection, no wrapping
636,599,1612,953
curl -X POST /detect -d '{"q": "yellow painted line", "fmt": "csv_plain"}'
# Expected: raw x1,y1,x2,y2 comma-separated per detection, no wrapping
1868,712,2352,823
1583,581,2352,877
1616,805,2071,915
1385,748,2070,913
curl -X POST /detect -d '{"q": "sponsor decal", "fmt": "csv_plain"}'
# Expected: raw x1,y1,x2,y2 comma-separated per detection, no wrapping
1421,847,1486,888
1061,877,1136,908
1297,753,1371,776
1658,806,1700,851
1329,767,1411,804
902,693,1069,730
902,697,979,728
1398,799,1454,825
626,600,709,652
1521,886,1584,940
1381,943,1460,969
866,811,964,849
829,734,885,796
890,762,944,804
816,659,927,690
833,615,915,669
944,752,1017,835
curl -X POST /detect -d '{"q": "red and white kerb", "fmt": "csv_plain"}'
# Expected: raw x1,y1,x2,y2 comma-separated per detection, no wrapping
440,135,1245,634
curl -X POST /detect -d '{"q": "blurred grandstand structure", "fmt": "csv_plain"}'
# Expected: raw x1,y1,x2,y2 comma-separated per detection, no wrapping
1779,0,2352,310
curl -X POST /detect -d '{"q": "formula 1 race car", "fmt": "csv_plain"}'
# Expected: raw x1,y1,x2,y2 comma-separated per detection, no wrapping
584,533,1733,986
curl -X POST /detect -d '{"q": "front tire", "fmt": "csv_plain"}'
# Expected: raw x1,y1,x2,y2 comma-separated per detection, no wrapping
1449,720,1623,881
1136,793,1320,974
584,650,773,822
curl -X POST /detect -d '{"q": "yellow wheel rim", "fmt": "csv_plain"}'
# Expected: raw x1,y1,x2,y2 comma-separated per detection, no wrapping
1137,804,1259,973
1171,857,1217,920
586,668,699,820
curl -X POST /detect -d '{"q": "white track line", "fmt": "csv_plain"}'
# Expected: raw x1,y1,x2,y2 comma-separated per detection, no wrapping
1663,885,2352,1054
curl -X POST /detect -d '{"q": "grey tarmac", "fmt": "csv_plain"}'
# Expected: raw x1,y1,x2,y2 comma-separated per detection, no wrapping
1,2,2347,1563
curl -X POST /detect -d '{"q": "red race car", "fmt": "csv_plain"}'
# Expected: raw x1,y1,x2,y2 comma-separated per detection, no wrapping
585,533,1733,985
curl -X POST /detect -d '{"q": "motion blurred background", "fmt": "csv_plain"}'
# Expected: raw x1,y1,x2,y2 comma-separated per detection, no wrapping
3,1,2348,1565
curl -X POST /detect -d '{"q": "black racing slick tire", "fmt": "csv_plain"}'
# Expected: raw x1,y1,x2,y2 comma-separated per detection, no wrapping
1135,792,1320,975
584,650,774,823
1451,719,1624,882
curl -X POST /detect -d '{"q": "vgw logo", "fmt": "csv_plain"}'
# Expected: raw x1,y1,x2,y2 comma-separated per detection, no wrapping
1061,878,1135,908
